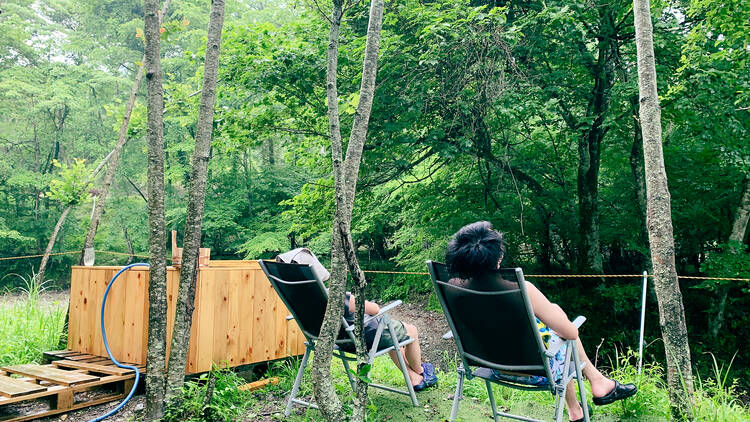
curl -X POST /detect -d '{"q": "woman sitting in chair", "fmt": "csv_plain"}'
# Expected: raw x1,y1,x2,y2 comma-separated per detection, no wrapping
445,221,637,422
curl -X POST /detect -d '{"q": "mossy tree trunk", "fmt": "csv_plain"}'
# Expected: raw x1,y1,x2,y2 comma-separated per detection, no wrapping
165,0,226,400
633,0,694,418
313,1,385,421
143,0,169,419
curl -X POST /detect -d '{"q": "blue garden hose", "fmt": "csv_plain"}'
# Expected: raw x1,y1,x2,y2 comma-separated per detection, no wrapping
90,263,148,422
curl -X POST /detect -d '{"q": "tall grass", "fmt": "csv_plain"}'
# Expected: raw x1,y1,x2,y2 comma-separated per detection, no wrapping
0,271,67,365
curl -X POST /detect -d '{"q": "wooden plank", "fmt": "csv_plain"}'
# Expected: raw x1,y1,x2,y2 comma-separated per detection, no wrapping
0,385,67,407
251,272,273,362
225,269,241,367
272,281,287,360
130,269,148,365
212,269,230,368
102,267,125,362
237,270,254,365
195,269,216,373
208,260,259,268
165,267,180,360
186,270,200,374
1,365,99,387
0,391,126,422
82,268,98,356
52,360,132,376
0,376,47,398
237,377,279,392
67,269,83,352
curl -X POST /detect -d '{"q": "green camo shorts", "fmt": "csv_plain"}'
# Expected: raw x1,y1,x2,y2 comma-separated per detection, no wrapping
367,318,409,349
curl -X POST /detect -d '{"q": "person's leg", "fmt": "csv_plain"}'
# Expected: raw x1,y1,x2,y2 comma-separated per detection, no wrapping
565,380,583,421
389,349,423,385
402,323,423,373
574,337,615,397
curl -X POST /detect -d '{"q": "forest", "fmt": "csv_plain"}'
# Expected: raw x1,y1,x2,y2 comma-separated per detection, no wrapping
0,0,748,421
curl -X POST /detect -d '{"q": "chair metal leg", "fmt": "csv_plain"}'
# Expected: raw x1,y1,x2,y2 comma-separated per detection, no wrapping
554,343,574,422
485,379,500,422
339,353,358,391
389,321,419,406
285,346,311,417
449,365,465,422
572,342,590,422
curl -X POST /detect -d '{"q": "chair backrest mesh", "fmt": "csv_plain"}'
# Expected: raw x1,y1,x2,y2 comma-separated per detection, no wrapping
259,260,349,342
428,261,546,375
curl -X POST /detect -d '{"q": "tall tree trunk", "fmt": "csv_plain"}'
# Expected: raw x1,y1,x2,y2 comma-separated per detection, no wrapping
311,3,347,419
143,0,169,418
576,35,613,274
629,97,651,267
78,0,172,265
165,0,226,400
633,0,694,418
708,178,749,338
36,205,71,284
313,1,385,420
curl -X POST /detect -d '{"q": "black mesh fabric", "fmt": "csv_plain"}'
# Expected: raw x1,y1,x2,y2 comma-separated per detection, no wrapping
259,260,350,342
428,261,546,376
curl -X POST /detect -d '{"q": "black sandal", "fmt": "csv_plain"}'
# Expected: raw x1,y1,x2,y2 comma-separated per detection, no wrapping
592,380,637,406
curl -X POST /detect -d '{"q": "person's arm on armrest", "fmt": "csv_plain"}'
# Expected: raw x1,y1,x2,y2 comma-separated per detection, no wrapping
525,281,578,340
348,294,380,316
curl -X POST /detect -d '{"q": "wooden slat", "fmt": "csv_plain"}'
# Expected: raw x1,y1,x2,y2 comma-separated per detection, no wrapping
52,360,132,376
237,270,254,365
0,376,47,398
0,385,67,407
225,269,241,367
272,281,287,359
1,365,99,387
212,270,230,368
196,270,216,373
238,377,279,392
250,270,268,363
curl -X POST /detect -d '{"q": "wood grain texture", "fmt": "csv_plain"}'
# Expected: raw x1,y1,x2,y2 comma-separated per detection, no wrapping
67,262,302,374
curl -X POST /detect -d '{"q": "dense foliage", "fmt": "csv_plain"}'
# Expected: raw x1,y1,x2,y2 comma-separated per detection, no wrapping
0,0,747,387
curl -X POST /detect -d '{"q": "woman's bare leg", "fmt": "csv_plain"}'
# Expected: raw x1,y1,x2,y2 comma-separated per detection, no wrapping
565,380,583,420
574,338,615,397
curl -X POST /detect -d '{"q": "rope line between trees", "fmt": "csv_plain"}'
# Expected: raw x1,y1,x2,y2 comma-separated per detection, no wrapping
0,252,747,281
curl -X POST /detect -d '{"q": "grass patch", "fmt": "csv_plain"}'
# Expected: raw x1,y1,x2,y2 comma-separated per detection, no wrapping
252,349,749,421
0,273,67,365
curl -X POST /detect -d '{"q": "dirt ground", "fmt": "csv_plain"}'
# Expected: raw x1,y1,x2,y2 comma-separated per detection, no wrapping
25,299,452,422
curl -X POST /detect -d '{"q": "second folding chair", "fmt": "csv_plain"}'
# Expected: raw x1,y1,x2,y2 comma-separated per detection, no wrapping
427,260,590,422
258,260,419,417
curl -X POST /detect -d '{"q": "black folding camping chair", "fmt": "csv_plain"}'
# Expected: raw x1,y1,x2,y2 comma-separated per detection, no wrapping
426,261,590,422
258,260,419,417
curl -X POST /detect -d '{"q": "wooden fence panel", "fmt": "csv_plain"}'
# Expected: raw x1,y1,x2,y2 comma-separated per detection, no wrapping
67,261,304,373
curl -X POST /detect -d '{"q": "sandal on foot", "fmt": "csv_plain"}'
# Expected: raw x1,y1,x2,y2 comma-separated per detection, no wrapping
592,380,637,406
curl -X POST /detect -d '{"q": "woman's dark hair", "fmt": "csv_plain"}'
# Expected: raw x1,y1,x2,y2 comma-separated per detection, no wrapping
445,221,505,279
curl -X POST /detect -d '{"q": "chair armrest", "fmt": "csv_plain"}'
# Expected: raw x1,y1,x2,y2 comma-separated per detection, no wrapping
572,316,586,328
286,315,294,321
442,330,454,340
545,316,586,356
345,300,403,331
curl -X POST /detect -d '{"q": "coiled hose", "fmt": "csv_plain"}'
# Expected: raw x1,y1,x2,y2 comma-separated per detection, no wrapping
90,263,148,422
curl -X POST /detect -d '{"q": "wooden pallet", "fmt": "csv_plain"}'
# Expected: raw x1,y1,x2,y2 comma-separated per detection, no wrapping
0,353,143,422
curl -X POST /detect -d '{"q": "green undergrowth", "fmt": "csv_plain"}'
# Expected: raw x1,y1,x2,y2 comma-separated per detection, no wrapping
162,366,256,422
247,348,749,421
0,273,67,365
